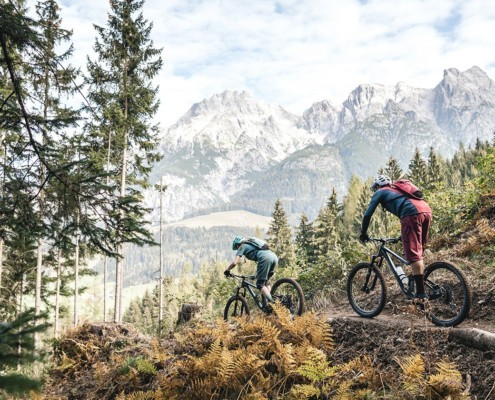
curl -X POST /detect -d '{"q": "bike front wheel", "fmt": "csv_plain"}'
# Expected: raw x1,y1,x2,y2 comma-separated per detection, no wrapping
223,295,250,321
271,277,305,316
347,262,387,318
424,261,471,327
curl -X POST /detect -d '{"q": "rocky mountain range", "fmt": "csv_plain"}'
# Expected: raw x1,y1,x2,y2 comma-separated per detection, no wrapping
148,66,495,222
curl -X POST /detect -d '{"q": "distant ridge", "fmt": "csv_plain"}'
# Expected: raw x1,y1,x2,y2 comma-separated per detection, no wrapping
166,210,272,229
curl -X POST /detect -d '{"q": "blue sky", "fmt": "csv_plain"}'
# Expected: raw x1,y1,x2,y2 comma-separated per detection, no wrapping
50,0,495,127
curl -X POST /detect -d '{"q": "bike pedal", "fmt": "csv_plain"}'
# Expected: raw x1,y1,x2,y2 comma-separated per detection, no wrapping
262,304,273,314
411,298,431,313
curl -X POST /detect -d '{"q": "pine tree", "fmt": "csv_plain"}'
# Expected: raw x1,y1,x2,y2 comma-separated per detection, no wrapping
0,309,49,396
407,148,428,188
426,146,444,191
30,0,81,338
384,156,403,181
342,175,364,231
312,189,341,265
266,199,295,270
86,0,163,322
294,213,314,273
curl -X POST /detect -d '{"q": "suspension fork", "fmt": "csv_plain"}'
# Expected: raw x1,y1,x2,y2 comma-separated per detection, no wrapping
362,255,382,292
238,280,250,299
232,282,247,315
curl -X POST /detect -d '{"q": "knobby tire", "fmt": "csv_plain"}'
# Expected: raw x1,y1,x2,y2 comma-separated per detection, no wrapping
424,261,471,327
271,277,305,316
347,262,387,318
223,295,250,321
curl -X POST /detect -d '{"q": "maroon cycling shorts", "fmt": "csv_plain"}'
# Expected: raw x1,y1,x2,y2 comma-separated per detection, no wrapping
400,212,432,262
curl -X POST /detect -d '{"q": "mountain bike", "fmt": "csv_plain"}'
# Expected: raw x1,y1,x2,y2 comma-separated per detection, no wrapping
224,273,305,321
346,237,471,327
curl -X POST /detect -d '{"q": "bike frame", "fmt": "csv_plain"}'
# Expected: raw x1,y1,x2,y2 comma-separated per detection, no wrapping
370,238,412,296
231,274,265,310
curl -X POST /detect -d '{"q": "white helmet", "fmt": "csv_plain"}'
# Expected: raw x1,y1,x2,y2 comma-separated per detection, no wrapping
370,174,391,191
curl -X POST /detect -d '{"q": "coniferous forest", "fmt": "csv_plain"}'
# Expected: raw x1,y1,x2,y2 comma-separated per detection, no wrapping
2,0,495,399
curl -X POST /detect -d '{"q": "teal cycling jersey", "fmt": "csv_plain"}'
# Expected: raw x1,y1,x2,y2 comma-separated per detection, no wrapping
236,243,260,262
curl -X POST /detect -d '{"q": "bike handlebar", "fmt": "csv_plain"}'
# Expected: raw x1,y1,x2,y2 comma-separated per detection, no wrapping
368,237,401,244
227,273,257,280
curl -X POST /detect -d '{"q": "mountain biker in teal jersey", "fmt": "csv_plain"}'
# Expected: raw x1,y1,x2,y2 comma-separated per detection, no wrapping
224,236,278,303
360,174,433,300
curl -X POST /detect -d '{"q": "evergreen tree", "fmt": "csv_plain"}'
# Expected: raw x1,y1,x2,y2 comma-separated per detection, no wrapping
407,148,428,187
266,199,295,270
384,156,403,181
294,213,314,273
426,146,444,191
312,189,341,266
86,0,163,322
342,175,364,231
0,309,49,396
30,0,81,336
299,188,344,297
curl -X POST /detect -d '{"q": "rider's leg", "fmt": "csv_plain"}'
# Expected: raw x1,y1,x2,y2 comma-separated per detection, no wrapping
256,253,277,302
261,285,273,302
402,213,430,298
411,260,426,297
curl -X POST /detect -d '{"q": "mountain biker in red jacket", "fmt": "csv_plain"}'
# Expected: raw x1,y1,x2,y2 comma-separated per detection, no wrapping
360,174,432,300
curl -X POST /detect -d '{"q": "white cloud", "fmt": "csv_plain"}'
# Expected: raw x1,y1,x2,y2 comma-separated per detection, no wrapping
30,0,495,127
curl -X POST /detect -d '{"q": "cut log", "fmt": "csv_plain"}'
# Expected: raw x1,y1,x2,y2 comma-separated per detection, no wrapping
448,328,495,351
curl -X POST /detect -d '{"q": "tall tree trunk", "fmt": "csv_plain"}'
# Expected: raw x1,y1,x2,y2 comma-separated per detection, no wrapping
159,176,164,336
73,212,80,326
54,248,62,338
114,58,129,323
0,238,3,294
114,133,128,323
34,240,43,349
103,131,112,323
35,52,50,348
0,137,4,292
103,255,108,322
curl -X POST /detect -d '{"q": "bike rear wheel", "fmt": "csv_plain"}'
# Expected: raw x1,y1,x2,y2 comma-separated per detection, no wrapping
347,262,387,318
271,277,305,316
223,295,250,321
424,261,471,327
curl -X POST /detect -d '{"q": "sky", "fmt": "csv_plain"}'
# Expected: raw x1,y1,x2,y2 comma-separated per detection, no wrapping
47,0,495,128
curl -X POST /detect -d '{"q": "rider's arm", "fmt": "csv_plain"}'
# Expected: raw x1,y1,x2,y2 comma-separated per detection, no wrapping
227,255,242,271
361,191,382,234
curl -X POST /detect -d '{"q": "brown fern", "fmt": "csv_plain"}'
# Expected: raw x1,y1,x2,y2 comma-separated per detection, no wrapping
427,360,466,399
395,353,426,397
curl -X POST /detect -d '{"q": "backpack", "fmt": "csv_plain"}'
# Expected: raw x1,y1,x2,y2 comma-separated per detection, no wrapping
391,179,424,200
243,237,270,250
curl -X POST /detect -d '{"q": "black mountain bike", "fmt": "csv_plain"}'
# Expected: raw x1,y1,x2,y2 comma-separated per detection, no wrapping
347,237,471,327
224,273,305,321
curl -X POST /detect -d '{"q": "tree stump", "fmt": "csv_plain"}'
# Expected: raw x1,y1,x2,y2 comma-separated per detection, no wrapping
176,303,201,325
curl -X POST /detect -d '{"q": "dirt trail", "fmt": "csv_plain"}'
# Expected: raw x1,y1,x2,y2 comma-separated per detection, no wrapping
322,298,495,399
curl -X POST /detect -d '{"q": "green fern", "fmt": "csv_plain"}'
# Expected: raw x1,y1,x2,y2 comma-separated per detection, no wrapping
297,346,336,383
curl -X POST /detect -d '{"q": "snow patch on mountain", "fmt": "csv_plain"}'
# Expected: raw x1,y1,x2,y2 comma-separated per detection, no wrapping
149,67,495,222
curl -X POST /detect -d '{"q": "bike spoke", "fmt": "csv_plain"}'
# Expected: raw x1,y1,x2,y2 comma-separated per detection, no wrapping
347,263,386,318
425,262,470,327
271,278,305,316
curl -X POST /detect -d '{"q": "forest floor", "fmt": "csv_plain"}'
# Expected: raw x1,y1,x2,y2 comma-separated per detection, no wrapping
320,271,495,400
42,262,495,399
